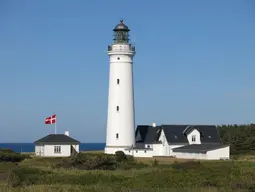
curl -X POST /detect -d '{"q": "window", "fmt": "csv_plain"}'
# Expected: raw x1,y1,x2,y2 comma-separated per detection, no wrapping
54,146,61,154
117,57,120,60
116,106,119,111
116,133,119,139
136,150,138,153
144,150,147,153
117,79,120,84
192,135,196,142
147,145,150,148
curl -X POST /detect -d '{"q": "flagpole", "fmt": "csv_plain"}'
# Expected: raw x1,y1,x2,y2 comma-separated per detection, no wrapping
55,116,57,134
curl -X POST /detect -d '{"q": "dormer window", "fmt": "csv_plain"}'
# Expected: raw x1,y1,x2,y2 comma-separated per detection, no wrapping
192,135,196,142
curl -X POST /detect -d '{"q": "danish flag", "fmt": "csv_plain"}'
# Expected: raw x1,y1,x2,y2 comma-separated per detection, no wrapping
45,114,56,124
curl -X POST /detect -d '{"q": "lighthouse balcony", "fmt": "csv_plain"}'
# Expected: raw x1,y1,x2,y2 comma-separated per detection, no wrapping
108,44,135,52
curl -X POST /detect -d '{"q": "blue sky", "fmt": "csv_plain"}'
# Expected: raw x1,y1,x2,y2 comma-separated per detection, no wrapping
0,0,255,142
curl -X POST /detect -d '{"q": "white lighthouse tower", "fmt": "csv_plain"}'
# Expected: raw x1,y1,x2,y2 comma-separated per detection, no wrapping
105,20,136,154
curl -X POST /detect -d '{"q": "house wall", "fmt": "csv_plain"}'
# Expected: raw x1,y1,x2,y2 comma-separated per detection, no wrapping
169,145,185,156
35,145,44,156
152,144,163,156
35,144,79,156
172,151,207,160
206,146,230,160
187,129,201,144
44,144,71,157
158,129,171,156
72,144,79,153
125,149,154,157
172,146,230,160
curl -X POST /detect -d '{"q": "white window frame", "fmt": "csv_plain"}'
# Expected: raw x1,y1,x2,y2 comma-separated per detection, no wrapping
54,146,61,154
192,135,196,142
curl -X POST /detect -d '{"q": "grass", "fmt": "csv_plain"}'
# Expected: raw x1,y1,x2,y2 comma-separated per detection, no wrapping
1,152,255,192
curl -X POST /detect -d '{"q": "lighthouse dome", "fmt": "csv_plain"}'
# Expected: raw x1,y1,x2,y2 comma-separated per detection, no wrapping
113,20,130,32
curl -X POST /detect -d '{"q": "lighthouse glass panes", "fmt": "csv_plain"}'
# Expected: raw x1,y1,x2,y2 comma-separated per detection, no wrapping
114,31,129,44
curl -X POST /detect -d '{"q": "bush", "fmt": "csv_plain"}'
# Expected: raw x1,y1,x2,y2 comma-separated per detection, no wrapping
8,165,127,188
171,161,203,170
152,159,159,167
0,150,31,163
115,151,127,162
0,148,15,153
8,166,51,187
55,153,117,170
8,160,255,190
54,152,144,171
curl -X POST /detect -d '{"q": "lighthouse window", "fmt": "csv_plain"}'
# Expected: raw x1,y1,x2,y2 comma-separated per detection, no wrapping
117,79,120,84
116,133,119,139
116,106,119,111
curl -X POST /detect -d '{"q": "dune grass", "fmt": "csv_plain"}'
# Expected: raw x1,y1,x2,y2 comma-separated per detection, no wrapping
1,153,255,192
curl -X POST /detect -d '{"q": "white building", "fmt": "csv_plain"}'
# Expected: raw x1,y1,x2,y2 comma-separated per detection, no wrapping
124,124,230,160
105,20,136,154
104,21,230,160
34,131,80,157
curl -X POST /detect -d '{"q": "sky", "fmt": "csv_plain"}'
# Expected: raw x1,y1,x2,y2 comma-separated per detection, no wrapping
0,0,255,142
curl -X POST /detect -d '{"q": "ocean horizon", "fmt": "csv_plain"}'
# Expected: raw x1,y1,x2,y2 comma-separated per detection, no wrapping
0,143,106,153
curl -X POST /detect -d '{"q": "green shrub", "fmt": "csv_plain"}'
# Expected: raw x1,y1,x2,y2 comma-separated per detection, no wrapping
8,165,126,187
55,153,117,170
152,159,159,167
54,152,144,171
8,166,51,187
115,151,127,162
171,161,203,170
7,160,255,190
0,148,15,153
0,151,30,163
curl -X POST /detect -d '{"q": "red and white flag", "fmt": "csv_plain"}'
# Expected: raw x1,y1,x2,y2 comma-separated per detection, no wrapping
45,114,56,124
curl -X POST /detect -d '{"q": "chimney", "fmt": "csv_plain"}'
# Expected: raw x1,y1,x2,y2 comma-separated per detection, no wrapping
64,131,69,136
152,122,156,127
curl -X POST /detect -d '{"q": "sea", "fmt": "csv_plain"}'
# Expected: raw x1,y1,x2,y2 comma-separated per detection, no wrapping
0,143,106,153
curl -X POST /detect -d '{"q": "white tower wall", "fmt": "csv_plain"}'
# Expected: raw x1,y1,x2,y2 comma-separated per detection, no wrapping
105,22,136,155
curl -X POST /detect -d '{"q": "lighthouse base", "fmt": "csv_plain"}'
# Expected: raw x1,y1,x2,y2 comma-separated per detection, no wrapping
104,146,133,156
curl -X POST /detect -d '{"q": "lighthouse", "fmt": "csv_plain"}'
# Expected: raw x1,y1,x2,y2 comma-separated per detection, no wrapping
105,20,136,154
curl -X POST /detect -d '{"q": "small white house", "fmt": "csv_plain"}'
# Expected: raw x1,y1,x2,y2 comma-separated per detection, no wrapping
123,124,230,160
34,131,80,157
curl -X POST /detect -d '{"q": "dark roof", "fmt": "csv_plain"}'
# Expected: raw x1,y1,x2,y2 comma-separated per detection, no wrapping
162,125,222,144
136,125,162,143
162,125,189,144
113,20,130,32
135,124,222,145
172,144,228,154
34,134,80,145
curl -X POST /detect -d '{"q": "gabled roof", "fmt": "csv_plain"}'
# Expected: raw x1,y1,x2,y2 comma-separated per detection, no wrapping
34,134,80,145
136,125,162,144
162,124,222,144
162,125,189,144
135,124,222,145
172,144,228,154
192,125,222,143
